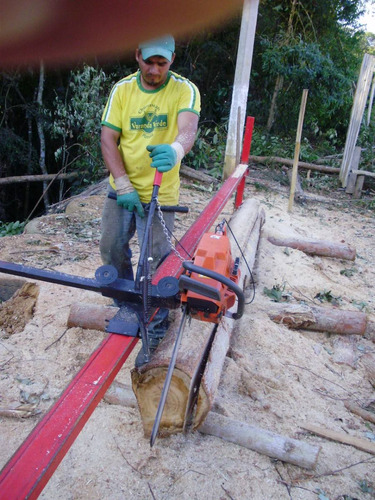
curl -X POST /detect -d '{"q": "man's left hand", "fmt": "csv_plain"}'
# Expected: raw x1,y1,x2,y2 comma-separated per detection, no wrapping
147,144,177,172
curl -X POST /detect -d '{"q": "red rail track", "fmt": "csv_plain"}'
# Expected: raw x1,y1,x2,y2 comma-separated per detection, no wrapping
0,119,254,499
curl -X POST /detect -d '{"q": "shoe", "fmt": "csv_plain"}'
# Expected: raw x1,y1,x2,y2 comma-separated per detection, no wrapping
135,308,169,368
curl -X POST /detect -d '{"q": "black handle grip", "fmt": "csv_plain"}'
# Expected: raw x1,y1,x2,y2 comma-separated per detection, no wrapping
182,261,245,320
107,192,188,213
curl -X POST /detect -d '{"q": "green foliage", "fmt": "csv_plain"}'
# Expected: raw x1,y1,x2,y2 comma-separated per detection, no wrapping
185,123,227,175
259,37,355,136
0,220,25,237
358,479,374,494
358,118,375,173
251,129,293,158
340,267,357,277
314,289,342,305
307,172,342,193
52,65,113,188
351,299,368,311
263,283,291,302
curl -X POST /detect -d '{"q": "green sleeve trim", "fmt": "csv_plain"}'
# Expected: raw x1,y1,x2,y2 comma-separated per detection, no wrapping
178,108,200,117
101,121,122,133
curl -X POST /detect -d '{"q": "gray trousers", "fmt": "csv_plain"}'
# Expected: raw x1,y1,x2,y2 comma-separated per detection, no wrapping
100,188,175,280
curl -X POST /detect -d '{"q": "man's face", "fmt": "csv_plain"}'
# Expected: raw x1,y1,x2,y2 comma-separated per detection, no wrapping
136,49,174,89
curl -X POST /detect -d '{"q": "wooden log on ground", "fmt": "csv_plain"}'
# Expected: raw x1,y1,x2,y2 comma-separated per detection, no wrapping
67,302,118,330
301,423,375,455
249,155,340,174
267,235,356,261
267,303,367,335
104,381,137,408
344,401,375,425
180,164,217,185
199,412,321,470
131,198,265,438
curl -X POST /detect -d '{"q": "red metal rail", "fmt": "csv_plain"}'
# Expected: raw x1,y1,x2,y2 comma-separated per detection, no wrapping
0,122,253,498
235,116,254,209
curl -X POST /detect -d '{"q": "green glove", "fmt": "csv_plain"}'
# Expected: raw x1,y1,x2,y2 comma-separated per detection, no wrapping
116,191,145,218
147,144,177,172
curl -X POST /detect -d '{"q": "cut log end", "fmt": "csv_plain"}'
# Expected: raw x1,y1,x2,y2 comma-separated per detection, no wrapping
131,366,192,438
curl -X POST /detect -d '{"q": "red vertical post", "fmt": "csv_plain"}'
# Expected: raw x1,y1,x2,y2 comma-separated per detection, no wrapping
235,116,255,209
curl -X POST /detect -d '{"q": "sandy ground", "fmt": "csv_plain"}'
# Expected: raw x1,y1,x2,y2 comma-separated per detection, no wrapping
0,169,374,500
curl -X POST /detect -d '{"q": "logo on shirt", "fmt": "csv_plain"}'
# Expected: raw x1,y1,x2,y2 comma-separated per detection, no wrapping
130,105,168,134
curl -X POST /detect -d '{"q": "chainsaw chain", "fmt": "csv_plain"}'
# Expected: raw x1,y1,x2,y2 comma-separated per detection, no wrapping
156,202,185,263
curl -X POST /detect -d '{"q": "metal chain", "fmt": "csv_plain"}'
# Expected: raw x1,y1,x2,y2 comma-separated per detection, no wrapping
156,202,185,262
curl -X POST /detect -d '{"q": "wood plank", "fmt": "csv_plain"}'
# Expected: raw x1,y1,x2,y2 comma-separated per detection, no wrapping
302,423,375,455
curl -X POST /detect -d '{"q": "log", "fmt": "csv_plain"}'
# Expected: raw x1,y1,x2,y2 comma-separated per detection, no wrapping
199,412,321,470
67,303,118,330
267,303,367,336
0,172,82,185
104,381,137,408
249,155,341,174
131,313,216,437
267,235,356,261
131,199,265,438
301,423,375,455
344,401,375,425
180,165,217,185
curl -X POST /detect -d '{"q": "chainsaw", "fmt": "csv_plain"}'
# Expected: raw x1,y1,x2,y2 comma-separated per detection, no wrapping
149,218,245,445
0,170,246,446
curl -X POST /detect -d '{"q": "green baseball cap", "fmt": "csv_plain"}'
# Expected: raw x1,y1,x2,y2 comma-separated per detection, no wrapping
139,35,175,62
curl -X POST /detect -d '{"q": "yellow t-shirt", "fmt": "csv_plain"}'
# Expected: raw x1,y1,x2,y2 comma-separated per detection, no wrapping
101,70,201,205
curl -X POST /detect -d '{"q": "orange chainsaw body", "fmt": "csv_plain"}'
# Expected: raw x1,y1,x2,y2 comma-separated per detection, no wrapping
180,227,240,323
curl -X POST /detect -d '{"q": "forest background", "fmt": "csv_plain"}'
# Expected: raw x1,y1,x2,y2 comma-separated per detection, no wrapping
0,0,374,229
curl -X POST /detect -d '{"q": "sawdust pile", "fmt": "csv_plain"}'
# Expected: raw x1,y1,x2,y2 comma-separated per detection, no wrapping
0,171,374,499
0,282,39,338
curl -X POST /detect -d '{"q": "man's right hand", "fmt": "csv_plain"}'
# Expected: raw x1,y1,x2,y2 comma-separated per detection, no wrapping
116,191,145,218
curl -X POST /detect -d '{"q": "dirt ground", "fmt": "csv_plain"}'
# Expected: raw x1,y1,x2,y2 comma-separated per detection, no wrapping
0,167,374,500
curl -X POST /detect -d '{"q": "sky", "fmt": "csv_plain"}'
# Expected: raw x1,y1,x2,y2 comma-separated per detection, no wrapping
359,1,375,33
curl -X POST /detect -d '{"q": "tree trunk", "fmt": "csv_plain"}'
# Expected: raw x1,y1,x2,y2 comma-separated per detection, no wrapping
266,0,297,132
36,61,50,210
266,74,284,132
267,235,356,260
131,199,265,438
267,303,367,336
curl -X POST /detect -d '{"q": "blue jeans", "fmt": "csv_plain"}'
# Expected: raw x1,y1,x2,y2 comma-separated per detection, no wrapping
100,187,175,280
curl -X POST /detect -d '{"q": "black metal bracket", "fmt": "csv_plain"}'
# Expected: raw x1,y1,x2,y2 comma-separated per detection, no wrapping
0,261,181,310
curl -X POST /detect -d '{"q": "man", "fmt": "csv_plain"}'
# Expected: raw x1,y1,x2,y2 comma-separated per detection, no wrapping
100,35,200,364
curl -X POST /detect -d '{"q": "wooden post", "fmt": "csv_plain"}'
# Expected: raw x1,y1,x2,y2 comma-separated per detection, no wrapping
340,54,375,187
353,174,365,199
345,146,362,194
223,0,259,179
288,89,308,212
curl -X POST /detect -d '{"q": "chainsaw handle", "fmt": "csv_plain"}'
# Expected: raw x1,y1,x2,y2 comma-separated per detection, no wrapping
153,170,163,187
182,261,245,320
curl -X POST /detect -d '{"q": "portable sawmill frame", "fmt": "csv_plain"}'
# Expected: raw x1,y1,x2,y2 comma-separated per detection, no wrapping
0,117,254,499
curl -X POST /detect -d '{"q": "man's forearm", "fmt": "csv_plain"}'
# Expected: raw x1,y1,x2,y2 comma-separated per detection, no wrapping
101,139,127,179
174,129,197,156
